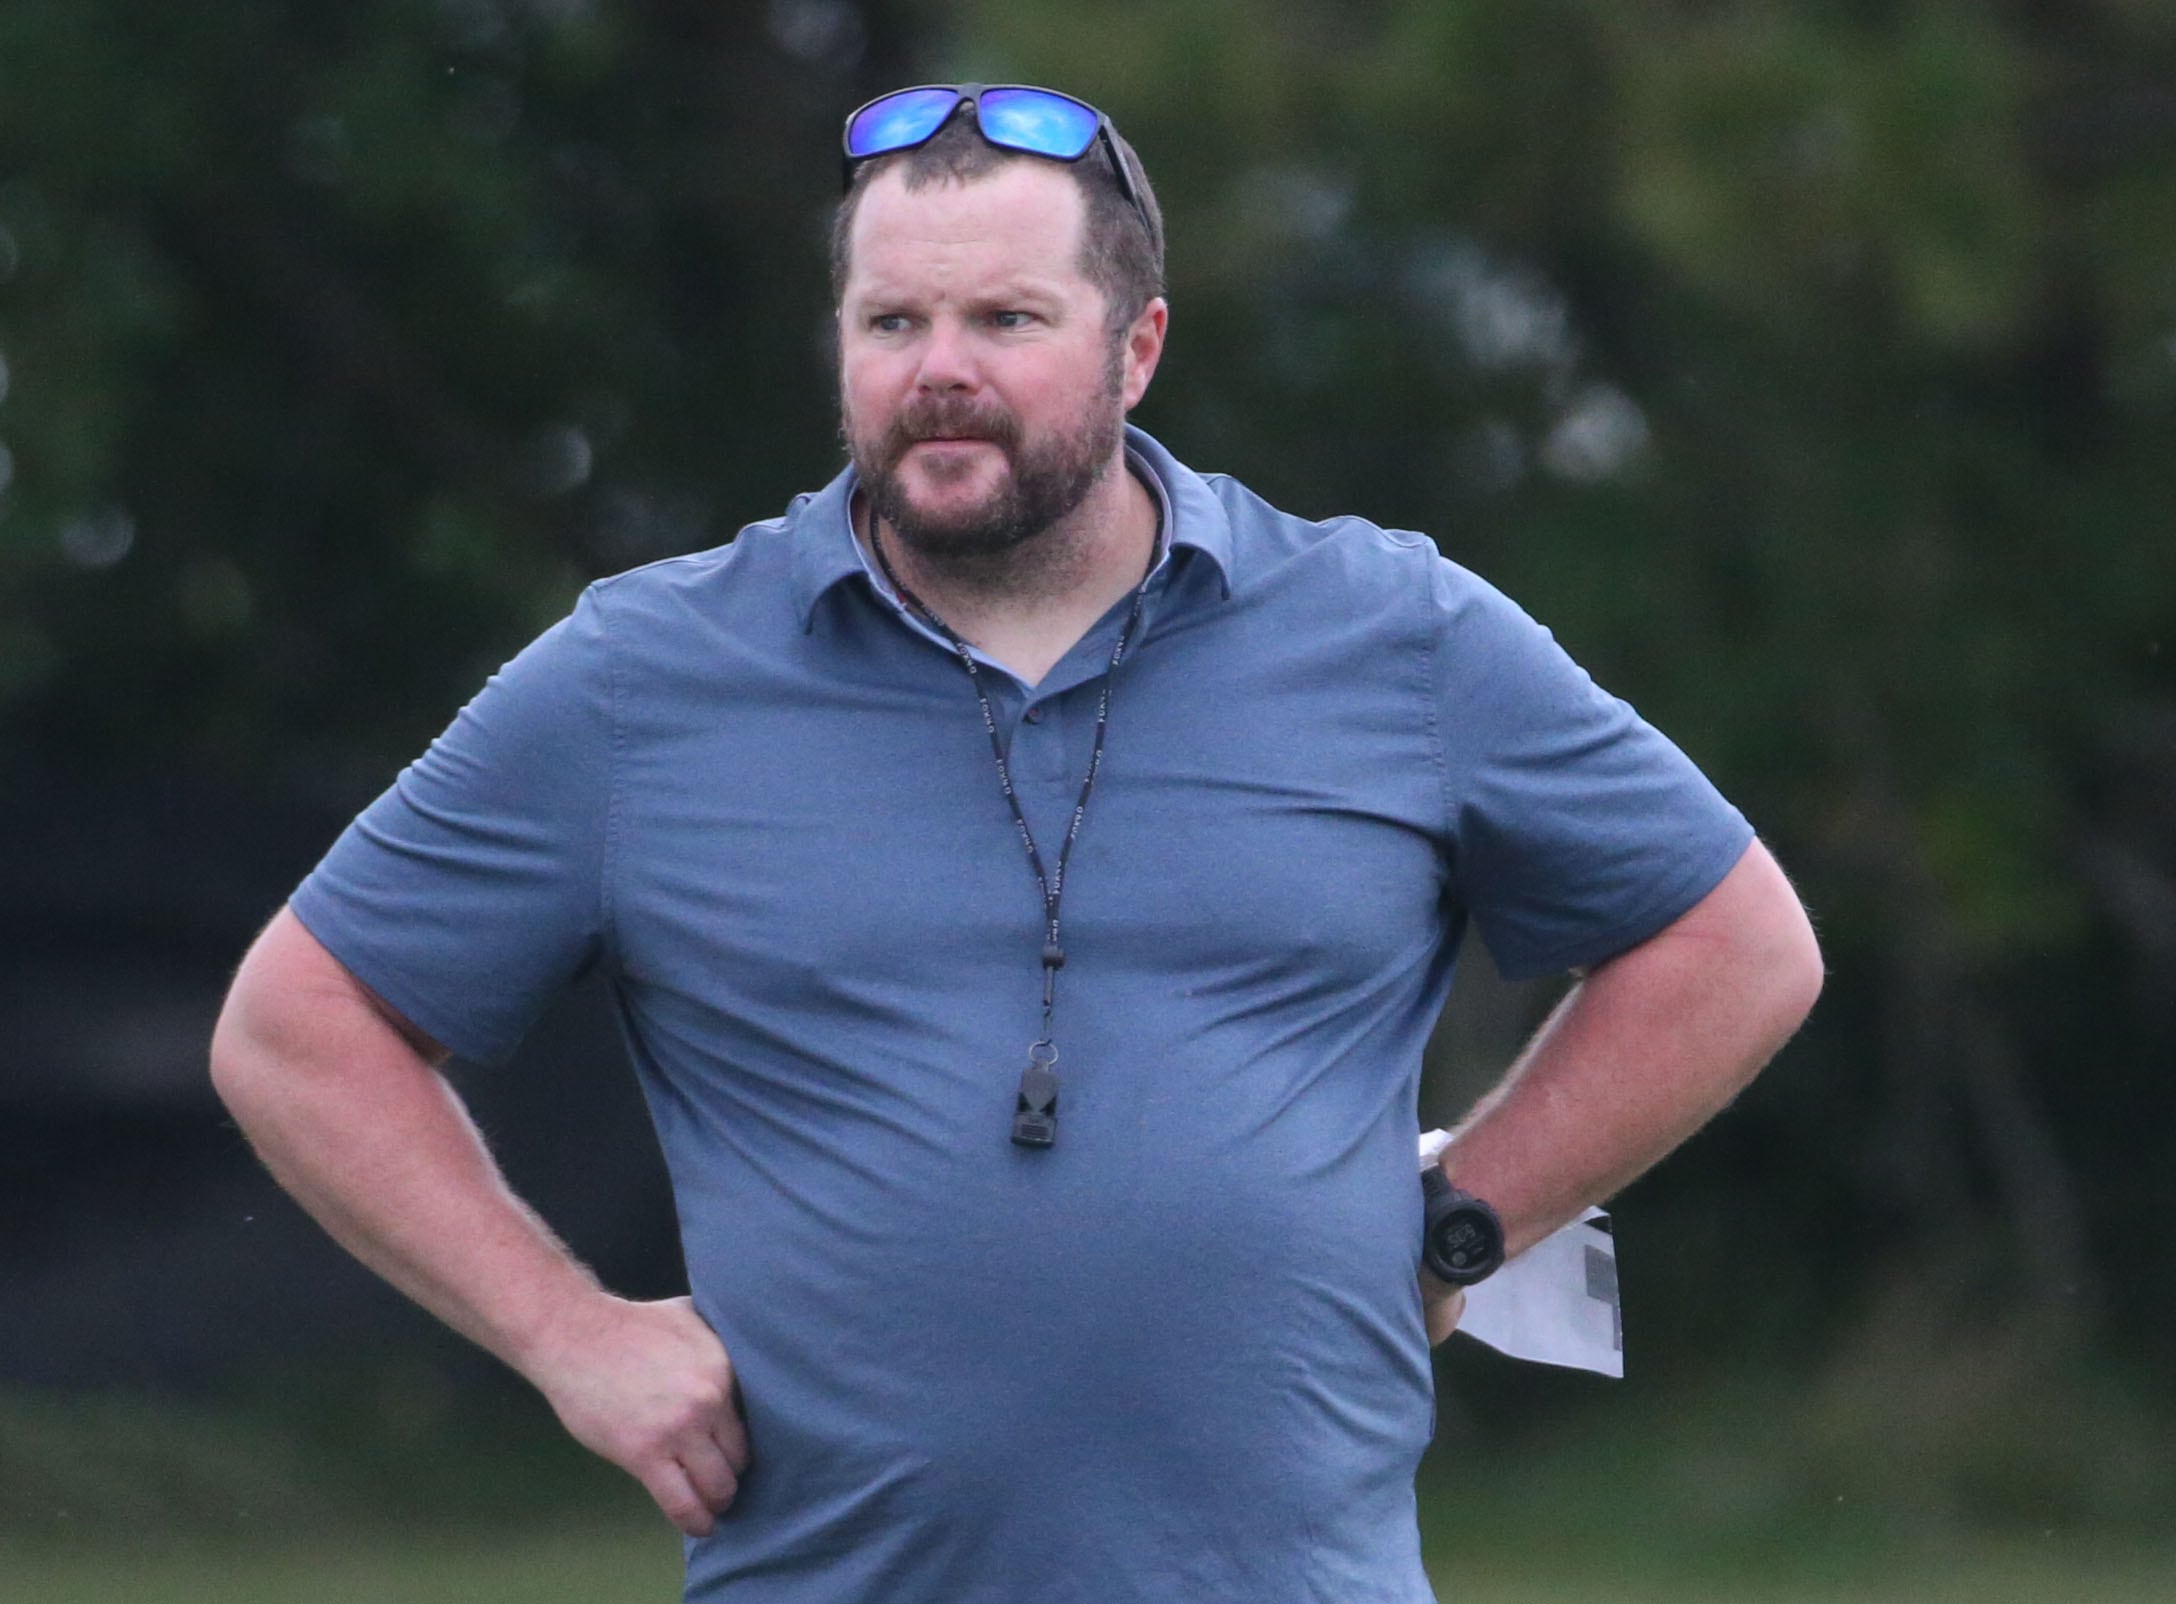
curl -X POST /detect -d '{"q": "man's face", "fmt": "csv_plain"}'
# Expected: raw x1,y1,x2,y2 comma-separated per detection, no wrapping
837,160,1160,561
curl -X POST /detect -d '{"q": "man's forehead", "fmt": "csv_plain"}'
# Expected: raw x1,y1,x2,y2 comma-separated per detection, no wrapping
846,161,1090,281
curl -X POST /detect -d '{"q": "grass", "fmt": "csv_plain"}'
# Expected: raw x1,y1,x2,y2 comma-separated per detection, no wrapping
1414,1331,2176,1604
5,1355,2174,1603
7,1523,681,1604
9,1519,2172,1604
1429,1548,2176,1603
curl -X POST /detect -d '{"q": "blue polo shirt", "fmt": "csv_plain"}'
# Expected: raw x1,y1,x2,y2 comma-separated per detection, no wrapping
292,426,1750,1604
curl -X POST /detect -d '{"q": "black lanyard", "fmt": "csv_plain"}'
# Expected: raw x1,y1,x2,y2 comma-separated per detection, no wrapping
866,505,1155,1148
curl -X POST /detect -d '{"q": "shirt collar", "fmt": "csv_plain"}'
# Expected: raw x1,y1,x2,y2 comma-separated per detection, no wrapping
790,424,1236,632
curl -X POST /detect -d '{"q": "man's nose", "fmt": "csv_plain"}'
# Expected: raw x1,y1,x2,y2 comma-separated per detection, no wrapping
913,318,979,393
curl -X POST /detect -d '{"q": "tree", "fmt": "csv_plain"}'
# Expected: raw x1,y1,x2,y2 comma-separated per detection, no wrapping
3,0,2172,1377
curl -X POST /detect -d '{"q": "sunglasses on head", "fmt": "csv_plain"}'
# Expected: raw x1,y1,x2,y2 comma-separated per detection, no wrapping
841,83,1154,243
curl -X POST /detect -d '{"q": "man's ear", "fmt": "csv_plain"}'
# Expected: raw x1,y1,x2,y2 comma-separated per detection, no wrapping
1119,296,1170,412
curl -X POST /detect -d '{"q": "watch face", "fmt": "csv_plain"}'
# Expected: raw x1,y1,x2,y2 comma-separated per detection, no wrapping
1420,1174,1505,1284
1436,1215,1492,1273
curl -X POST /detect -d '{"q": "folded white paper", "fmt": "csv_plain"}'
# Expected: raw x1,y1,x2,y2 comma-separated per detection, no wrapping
1419,1130,1623,1378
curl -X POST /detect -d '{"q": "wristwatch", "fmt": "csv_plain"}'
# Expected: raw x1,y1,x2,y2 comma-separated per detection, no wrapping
1420,1167,1506,1286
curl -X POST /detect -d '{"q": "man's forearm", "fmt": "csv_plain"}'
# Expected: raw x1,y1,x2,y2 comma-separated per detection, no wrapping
209,908,604,1374
1440,840,1823,1257
210,908,750,1535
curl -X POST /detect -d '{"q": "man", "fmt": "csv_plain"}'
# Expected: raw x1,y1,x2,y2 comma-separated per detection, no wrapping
212,84,1821,1603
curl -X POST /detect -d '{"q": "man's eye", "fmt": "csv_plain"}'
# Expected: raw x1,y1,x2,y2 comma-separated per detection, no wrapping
989,310,1034,330
869,313,912,333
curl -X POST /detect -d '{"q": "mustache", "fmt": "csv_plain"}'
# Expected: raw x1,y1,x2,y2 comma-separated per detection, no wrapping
878,396,1021,464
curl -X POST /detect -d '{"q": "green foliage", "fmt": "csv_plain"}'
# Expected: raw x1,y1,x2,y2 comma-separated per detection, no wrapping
2,1,2171,1368
0,0,856,779
1613,3,2037,348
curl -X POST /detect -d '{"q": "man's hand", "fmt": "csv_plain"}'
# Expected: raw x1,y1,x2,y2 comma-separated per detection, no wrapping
523,1294,751,1537
1422,1278,1466,1347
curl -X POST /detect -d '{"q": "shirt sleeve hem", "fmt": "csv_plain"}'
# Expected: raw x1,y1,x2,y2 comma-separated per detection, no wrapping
287,885,518,1069
1489,821,1756,983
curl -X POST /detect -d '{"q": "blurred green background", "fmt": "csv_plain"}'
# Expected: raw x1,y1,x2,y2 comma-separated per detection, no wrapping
3,0,2173,1597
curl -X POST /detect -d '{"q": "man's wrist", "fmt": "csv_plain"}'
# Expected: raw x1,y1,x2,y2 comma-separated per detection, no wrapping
493,1263,620,1386
1420,1166,1506,1286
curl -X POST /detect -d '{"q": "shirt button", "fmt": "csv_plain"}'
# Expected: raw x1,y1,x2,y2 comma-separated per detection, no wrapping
1023,703,1044,723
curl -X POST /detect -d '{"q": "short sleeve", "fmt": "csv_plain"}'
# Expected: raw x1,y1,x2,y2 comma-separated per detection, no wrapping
289,586,616,1065
1432,559,1753,980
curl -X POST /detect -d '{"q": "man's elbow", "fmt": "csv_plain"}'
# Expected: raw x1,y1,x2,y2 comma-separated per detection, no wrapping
1745,847,1825,1045
1672,839,1825,1056
209,963,285,1123
210,907,452,1117
1772,898,1825,1036
208,906,354,1118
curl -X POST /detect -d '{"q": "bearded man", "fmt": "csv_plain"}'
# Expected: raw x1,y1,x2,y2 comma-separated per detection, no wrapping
212,84,1822,1604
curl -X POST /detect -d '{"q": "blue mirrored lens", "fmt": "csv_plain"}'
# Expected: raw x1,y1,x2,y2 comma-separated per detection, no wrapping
977,88,1098,160
846,88,962,158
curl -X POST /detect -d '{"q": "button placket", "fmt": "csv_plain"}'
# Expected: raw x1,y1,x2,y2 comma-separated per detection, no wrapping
866,507,1153,1150
1018,692,1070,785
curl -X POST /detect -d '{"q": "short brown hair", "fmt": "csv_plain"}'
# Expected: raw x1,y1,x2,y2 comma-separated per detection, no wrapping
830,106,1166,337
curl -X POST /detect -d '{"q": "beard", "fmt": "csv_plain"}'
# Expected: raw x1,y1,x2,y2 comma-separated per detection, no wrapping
848,368,1125,565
